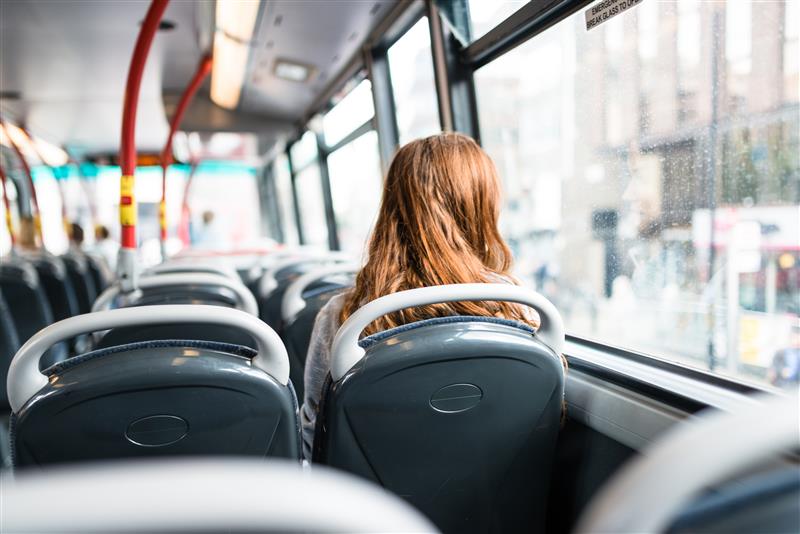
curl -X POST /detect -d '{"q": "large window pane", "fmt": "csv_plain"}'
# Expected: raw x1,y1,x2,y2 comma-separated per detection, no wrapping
475,0,799,387
388,17,440,144
327,131,382,256
274,154,299,246
290,131,318,170
323,79,375,147
294,163,329,248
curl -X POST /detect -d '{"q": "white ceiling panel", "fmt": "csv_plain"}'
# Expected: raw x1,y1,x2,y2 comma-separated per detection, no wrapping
241,0,394,119
0,0,202,153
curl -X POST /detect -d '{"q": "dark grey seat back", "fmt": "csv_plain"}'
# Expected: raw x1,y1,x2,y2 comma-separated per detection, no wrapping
85,254,111,293
0,262,67,369
282,284,350,399
315,317,564,534
96,283,255,349
258,269,303,330
32,255,80,321
62,253,97,314
0,289,20,412
12,339,300,466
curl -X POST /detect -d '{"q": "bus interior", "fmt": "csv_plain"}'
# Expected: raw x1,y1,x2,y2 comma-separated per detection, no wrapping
0,0,798,532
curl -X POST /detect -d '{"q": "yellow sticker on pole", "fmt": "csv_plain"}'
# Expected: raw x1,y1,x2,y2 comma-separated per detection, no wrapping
120,175,135,197
120,203,137,226
120,174,136,226
159,199,167,229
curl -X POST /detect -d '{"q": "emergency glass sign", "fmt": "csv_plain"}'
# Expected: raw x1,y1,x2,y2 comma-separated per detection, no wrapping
585,0,644,30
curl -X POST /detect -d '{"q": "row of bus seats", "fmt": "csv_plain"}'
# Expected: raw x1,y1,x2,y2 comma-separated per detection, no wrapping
4,248,566,533
0,249,111,465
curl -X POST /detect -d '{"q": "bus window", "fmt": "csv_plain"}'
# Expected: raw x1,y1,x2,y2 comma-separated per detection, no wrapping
290,131,318,171
323,79,374,147
289,131,328,249
327,130,382,256
473,1,799,386
186,162,261,250
294,162,329,249
274,154,299,246
388,17,440,144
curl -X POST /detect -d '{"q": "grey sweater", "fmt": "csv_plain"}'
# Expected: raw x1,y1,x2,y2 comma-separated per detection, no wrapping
300,292,348,460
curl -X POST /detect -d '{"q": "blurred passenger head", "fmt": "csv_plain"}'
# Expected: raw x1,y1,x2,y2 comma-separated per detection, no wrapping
202,211,214,225
70,223,84,246
341,132,532,334
95,225,110,240
18,215,38,250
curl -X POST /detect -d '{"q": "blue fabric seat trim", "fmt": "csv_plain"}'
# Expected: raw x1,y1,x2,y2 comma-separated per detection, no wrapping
358,315,536,349
44,339,258,376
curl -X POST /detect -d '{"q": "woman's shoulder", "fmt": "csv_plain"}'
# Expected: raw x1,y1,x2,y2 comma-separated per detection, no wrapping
314,290,350,327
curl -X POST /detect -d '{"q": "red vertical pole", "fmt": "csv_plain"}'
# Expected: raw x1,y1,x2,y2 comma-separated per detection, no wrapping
159,55,212,254
117,0,169,288
1,122,43,245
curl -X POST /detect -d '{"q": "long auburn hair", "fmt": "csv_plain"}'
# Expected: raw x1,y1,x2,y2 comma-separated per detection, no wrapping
340,132,538,335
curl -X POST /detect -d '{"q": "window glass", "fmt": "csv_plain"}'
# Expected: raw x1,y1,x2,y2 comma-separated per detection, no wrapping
294,163,329,248
327,130,383,256
323,79,375,147
388,17,440,144
187,161,261,249
90,163,260,265
474,0,799,388
467,0,526,42
274,153,299,246
289,131,318,171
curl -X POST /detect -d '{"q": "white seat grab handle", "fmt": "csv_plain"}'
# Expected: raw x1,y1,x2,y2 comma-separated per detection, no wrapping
281,263,360,323
7,304,289,413
330,283,564,381
145,262,239,280
92,273,258,316
258,252,353,298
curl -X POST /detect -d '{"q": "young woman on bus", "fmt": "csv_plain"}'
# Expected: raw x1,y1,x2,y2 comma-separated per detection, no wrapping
300,132,566,459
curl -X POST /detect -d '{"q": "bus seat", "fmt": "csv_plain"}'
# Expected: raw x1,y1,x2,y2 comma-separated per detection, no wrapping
0,262,68,370
280,265,357,399
92,273,260,348
315,284,565,534
9,305,300,467
32,255,80,322
257,254,352,331
2,459,438,533
85,253,112,293
62,253,98,314
0,289,20,412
